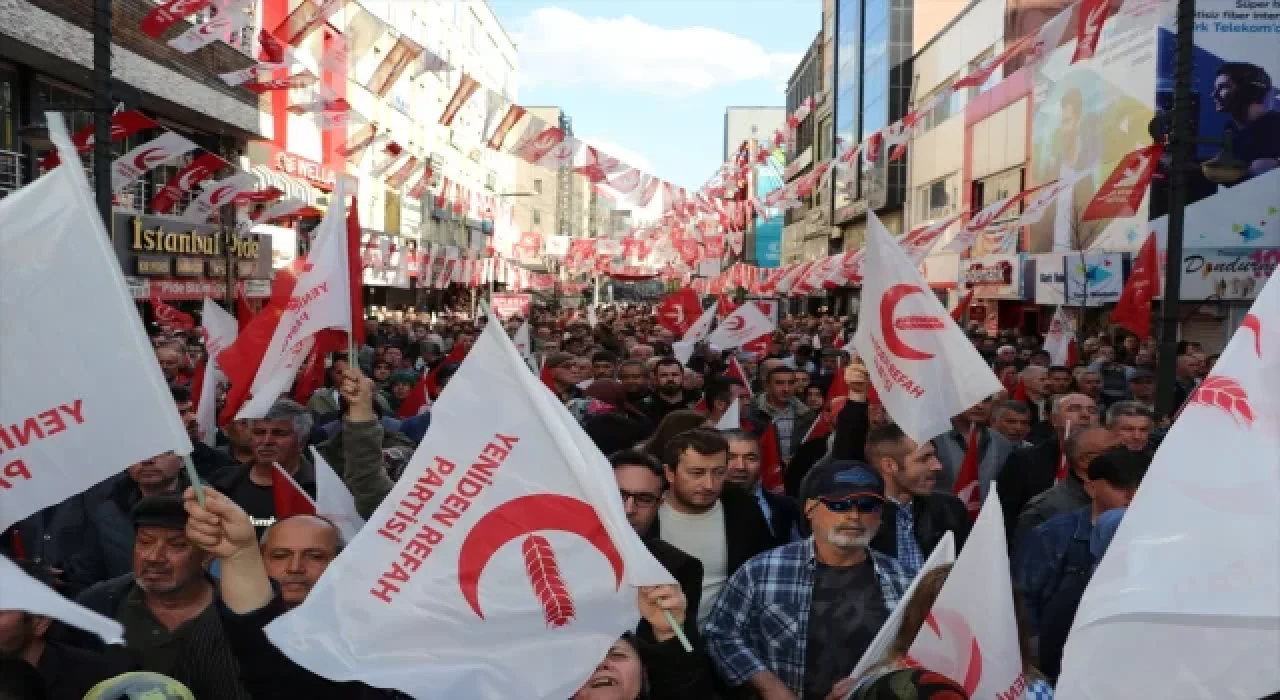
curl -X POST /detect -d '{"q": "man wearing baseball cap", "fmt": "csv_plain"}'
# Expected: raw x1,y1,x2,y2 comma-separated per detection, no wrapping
703,461,913,700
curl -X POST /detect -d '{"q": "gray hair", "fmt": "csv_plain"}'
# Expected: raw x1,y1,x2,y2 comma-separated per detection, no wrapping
1051,393,1094,417
263,399,313,440
720,429,758,443
1020,365,1048,381
990,400,1031,422
1106,400,1155,426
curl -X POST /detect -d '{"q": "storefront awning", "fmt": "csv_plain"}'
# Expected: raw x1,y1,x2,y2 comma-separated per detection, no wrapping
250,165,320,207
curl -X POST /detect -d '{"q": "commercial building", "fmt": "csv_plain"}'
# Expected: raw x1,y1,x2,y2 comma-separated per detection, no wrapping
782,32,824,269
723,107,785,163
509,106,592,260
0,0,271,304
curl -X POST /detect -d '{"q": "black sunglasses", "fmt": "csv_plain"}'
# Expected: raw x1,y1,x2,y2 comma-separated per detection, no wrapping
819,496,883,514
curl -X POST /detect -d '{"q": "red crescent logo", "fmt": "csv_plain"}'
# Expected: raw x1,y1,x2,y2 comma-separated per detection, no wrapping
209,184,235,205
133,148,167,169
880,283,943,360
178,165,210,191
457,494,624,625
168,0,206,15
905,609,984,695
723,315,746,332
1241,313,1261,357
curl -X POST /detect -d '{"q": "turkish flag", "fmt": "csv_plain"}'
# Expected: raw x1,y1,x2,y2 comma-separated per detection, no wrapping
758,423,784,494
272,463,317,520
655,288,703,336
954,427,982,520
1082,143,1163,221
216,259,304,424
1111,232,1159,340
951,290,975,322
149,290,195,331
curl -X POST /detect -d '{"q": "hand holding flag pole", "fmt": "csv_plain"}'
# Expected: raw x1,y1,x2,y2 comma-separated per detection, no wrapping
182,455,206,506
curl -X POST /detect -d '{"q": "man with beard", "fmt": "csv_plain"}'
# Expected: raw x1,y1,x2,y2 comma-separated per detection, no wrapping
641,358,692,424
616,359,650,404
865,424,970,577
653,429,774,625
703,462,911,700
76,495,250,699
591,351,618,380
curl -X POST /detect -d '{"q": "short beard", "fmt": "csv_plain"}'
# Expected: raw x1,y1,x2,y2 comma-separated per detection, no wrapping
824,525,877,550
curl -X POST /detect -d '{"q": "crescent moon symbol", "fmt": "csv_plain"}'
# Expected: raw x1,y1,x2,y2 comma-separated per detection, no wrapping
880,283,935,361
724,315,746,332
132,148,165,170
1241,313,1261,357
457,494,624,620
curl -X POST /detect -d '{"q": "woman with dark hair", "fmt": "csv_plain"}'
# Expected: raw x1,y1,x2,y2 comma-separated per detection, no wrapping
577,380,655,456
641,410,711,460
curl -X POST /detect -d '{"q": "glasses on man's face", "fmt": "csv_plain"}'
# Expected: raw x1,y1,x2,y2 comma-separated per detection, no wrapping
619,489,660,507
819,496,883,514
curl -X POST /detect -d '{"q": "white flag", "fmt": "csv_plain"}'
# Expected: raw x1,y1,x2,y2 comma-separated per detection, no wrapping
0,114,192,531
513,320,533,364
253,197,310,226
906,492,1024,699
111,131,197,190
168,0,253,53
715,398,741,431
846,532,956,688
707,302,774,350
682,300,719,344
1043,306,1078,367
238,180,351,419
1056,275,1280,699
198,298,239,447
672,341,696,366
182,173,258,222
851,211,1002,444
0,554,123,644
309,448,366,542
265,316,674,699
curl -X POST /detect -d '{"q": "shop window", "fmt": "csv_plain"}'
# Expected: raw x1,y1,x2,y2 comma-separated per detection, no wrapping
533,179,543,194
532,209,542,225
970,167,1024,222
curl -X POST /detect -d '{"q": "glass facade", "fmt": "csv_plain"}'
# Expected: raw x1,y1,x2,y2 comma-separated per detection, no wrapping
833,0,861,219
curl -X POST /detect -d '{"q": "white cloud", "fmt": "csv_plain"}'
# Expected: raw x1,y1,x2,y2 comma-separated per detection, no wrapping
513,7,801,97
579,137,654,173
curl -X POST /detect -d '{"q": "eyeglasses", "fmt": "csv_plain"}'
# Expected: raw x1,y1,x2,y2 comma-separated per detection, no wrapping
819,496,883,514
619,489,660,507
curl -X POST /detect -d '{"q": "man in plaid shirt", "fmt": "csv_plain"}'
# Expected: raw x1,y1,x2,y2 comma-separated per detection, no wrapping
703,461,912,700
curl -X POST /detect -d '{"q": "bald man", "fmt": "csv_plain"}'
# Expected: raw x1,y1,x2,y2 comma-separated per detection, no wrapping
259,514,343,607
1013,425,1119,547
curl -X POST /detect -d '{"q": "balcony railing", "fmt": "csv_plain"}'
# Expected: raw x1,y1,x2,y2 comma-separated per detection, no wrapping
0,150,21,199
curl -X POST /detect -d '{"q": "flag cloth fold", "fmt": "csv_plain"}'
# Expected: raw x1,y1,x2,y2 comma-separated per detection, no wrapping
1109,232,1159,341
1057,272,1280,699
0,554,124,644
265,313,673,699
953,428,982,520
197,298,239,446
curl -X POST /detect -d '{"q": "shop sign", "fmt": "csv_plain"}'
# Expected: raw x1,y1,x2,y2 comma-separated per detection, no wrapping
960,254,1023,299
1179,248,1279,301
490,293,533,320
125,277,272,301
1063,253,1124,306
114,213,272,280
274,151,337,190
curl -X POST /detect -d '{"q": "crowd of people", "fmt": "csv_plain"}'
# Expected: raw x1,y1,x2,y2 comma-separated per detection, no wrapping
0,300,1224,700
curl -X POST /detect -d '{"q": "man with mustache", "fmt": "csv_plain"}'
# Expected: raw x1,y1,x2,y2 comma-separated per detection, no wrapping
75,495,250,699
703,462,911,700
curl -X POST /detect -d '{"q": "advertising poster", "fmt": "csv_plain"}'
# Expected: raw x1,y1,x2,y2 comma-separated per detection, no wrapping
1064,252,1125,305
754,217,783,268
1179,248,1279,300
490,293,533,320
1149,0,1280,238
960,254,1024,299
1028,3,1160,253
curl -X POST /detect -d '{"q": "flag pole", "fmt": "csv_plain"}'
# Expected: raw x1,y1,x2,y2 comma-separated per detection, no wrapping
182,455,206,506
664,611,693,653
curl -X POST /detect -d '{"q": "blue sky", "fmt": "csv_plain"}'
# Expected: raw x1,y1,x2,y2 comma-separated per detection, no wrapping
488,0,820,191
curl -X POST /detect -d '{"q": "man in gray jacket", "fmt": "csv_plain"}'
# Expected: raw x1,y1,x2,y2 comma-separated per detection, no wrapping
931,396,1014,497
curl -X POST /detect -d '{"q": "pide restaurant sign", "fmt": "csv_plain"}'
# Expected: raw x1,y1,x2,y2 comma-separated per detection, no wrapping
960,254,1023,299
113,213,272,282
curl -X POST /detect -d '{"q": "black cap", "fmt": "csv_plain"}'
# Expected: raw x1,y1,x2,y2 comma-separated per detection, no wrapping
131,494,188,531
1087,448,1150,488
800,460,886,502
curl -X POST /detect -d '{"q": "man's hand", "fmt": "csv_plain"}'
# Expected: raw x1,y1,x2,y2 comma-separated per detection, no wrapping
183,486,257,561
637,584,686,643
340,366,378,422
845,362,869,402
824,677,855,700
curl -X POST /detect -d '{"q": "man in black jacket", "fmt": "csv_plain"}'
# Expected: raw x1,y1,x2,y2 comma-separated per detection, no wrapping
652,429,776,625
721,430,800,543
864,423,971,576
609,449,703,638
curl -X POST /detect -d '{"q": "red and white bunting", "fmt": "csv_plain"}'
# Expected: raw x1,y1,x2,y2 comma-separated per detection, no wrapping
111,131,197,191
150,152,226,214
180,173,257,222
140,0,212,37
167,0,254,54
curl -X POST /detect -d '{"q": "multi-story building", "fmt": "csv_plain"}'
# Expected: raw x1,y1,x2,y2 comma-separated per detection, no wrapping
510,106,590,243
782,33,823,269
832,0,914,244
1,0,271,306
723,107,785,163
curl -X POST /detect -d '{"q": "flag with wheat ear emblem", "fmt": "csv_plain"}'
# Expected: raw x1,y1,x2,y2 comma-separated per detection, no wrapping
266,314,673,699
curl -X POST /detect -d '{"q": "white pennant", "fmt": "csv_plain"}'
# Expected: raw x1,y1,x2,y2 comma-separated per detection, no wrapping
715,398,740,430
706,301,774,350
198,297,239,447
111,131,197,191
0,554,124,644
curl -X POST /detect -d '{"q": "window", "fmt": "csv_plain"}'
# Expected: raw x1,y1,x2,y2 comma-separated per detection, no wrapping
915,177,956,222
533,179,543,194
533,209,542,225
971,167,1025,221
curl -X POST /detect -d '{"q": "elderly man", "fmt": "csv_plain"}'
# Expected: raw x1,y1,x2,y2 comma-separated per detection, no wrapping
77,495,251,699
990,400,1034,447
1106,400,1155,452
1013,425,1119,547
703,462,911,700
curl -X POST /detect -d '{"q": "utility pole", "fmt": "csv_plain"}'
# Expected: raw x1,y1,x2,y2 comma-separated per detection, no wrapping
92,0,112,231
1155,0,1194,418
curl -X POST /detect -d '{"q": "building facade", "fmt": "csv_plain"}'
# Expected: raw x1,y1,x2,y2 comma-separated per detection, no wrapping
1,0,270,304
782,33,823,268
723,107,785,163
511,106,591,247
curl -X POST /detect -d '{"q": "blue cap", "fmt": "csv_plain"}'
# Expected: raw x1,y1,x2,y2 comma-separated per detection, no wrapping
800,460,886,501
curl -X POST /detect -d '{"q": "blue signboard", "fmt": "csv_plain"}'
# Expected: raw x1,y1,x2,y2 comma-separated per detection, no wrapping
755,217,783,268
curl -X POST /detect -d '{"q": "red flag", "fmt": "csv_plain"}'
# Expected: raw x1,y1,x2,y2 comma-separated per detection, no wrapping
151,152,225,214
1012,378,1029,402
1071,0,1111,64
150,290,195,331
716,293,740,320
826,362,849,406
801,411,833,445
292,343,327,404
953,427,982,520
725,356,753,397
217,260,304,424
759,423,784,494
272,463,317,520
344,194,366,347
1082,143,1163,222
487,105,528,150
692,398,708,414
951,290,975,322
397,369,430,419
1111,233,1159,341
421,344,467,402
235,290,255,333
539,359,559,396
655,288,703,336
41,110,160,168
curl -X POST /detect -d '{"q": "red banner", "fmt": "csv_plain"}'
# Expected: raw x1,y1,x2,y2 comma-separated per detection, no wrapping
1082,143,1163,221
140,0,212,37
150,152,225,214
440,75,479,127
42,111,160,169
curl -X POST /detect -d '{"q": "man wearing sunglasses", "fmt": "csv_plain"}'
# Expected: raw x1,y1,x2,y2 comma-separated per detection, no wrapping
703,462,912,700
865,424,971,577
